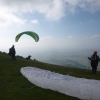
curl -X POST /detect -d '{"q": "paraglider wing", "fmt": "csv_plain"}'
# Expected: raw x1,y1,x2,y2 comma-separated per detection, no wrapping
15,31,39,42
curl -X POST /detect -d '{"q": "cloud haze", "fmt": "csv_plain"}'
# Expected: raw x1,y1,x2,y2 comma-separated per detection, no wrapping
0,0,100,23
0,0,100,56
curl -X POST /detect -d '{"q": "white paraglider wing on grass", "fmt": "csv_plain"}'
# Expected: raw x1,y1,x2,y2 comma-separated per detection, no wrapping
20,67,100,100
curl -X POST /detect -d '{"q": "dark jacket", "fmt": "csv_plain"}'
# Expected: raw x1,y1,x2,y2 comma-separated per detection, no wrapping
88,54,100,67
11,47,16,55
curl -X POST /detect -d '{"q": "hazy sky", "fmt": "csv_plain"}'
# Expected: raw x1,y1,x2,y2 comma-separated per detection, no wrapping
0,0,100,55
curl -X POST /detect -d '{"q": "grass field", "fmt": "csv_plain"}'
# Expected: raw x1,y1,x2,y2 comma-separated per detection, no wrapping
0,52,100,100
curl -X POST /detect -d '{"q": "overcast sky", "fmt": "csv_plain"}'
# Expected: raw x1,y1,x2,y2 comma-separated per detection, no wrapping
0,0,100,56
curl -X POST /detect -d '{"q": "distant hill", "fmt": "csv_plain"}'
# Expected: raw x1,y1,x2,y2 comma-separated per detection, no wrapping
30,50,100,70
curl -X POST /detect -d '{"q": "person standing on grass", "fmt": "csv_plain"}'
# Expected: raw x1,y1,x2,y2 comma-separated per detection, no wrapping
11,45,16,60
88,51,100,74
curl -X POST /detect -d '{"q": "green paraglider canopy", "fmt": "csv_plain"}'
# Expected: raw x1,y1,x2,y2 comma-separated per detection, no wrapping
15,31,39,42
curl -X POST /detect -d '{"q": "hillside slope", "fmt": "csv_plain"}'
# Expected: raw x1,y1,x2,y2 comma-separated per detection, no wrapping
0,51,100,100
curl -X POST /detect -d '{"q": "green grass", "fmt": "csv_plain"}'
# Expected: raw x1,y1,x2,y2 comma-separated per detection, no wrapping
0,52,100,100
